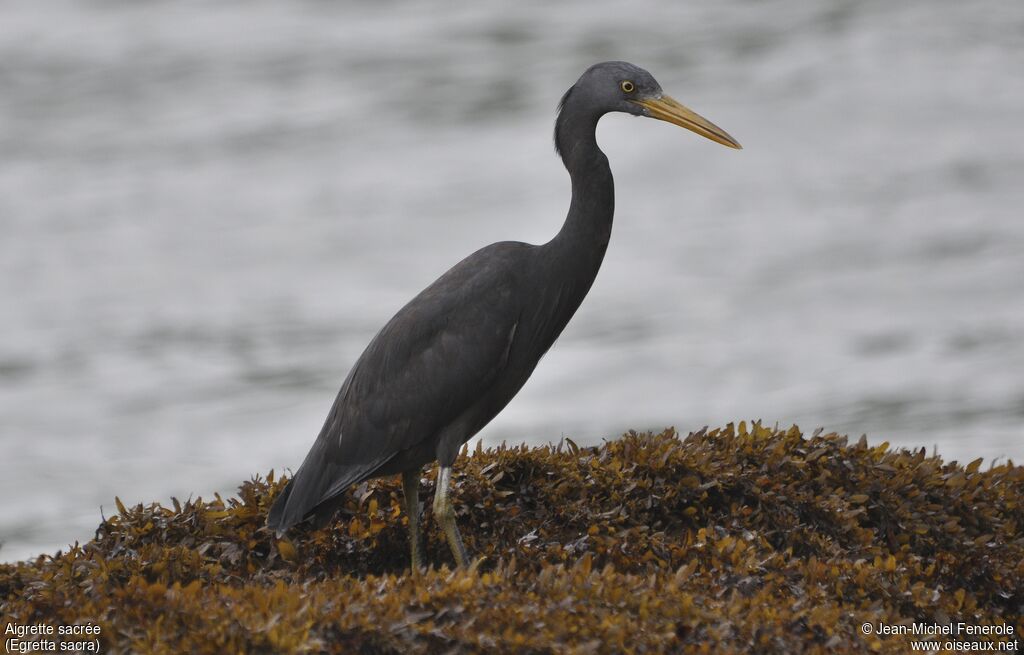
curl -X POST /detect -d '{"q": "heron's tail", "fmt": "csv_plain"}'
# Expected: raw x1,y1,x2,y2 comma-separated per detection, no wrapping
265,454,392,537
269,478,305,536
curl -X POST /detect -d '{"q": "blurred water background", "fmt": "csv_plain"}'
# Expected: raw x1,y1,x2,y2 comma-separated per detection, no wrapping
1,0,1022,562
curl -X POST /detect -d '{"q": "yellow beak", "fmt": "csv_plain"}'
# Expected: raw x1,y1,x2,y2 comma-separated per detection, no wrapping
632,95,742,149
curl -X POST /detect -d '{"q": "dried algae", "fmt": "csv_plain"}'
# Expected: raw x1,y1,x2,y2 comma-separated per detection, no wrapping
2,424,1022,653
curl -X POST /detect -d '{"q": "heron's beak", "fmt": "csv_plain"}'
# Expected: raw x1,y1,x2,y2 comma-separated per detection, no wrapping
632,95,742,149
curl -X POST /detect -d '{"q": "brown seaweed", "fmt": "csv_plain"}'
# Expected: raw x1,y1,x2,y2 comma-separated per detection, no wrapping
2,424,1022,653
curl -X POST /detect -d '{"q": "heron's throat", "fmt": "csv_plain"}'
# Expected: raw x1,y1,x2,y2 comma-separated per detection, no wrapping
552,104,615,259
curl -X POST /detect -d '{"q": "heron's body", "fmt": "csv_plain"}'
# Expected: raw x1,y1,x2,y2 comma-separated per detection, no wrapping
267,61,739,567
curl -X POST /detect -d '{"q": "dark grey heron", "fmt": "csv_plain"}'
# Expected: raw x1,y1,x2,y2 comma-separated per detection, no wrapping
267,61,740,568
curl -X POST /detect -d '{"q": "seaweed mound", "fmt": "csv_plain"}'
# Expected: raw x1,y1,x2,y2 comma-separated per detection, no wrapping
2,424,1022,653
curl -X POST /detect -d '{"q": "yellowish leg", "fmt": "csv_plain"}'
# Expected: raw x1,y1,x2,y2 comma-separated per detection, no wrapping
432,466,469,568
402,469,423,571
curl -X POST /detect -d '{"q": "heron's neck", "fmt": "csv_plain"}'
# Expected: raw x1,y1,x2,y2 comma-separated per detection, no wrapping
550,111,614,269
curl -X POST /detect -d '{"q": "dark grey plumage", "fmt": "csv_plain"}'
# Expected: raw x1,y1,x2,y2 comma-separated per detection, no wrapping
267,61,740,568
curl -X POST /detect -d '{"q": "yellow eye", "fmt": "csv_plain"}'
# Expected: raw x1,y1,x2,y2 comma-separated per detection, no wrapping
620,80,635,93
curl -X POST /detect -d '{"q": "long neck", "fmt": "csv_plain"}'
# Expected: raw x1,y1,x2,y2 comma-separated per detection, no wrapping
516,96,614,354
547,101,614,277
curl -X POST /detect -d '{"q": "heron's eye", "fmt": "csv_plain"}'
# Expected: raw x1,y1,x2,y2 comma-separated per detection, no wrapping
620,80,635,94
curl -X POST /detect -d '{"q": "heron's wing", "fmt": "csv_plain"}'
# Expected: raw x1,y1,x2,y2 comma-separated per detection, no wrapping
268,242,528,531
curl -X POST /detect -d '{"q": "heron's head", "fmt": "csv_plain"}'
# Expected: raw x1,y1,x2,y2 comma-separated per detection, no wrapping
566,61,741,149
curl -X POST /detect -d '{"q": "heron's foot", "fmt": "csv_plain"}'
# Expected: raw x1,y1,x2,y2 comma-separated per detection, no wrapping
433,465,470,568
402,469,425,573
436,491,469,567
443,517,470,568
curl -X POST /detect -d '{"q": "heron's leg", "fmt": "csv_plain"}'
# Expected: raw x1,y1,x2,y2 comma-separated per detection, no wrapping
402,469,423,571
432,465,469,568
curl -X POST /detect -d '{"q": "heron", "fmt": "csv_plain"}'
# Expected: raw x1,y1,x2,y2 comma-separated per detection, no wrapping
266,61,740,569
